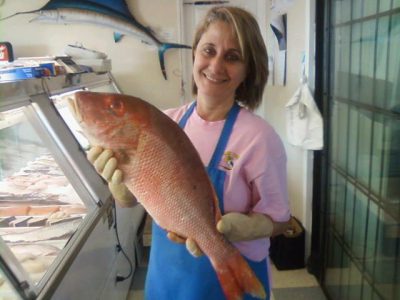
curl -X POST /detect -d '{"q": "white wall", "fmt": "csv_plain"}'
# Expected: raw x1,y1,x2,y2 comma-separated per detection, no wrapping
264,0,316,258
0,0,316,256
0,0,185,110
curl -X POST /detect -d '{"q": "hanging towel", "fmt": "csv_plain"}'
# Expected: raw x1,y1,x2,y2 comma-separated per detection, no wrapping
285,58,323,150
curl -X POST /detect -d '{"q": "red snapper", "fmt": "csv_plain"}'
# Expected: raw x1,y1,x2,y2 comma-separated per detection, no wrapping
69,91,266,300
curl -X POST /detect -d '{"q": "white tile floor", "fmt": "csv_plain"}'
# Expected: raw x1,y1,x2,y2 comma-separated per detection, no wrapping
269,260,326,300
127,252,326,300
269,260,320,288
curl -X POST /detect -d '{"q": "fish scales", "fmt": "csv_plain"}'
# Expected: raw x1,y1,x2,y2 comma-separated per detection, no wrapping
135,133,221,250
70,91,266,300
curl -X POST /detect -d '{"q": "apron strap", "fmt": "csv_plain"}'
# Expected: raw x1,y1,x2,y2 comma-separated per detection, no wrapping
178,101,196,129
178,101,241,170
207,103,241,170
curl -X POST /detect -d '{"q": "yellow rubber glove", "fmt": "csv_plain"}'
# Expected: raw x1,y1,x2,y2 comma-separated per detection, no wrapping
167,232,204,257
168,212,274,257
87,146,136,207
216,212,274,242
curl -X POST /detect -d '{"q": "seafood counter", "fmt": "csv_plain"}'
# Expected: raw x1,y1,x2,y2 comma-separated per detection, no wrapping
0,153,88,296
0,72,145,300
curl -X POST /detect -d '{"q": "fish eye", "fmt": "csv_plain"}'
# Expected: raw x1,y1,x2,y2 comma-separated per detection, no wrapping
110,100,122,110
107,98,125,117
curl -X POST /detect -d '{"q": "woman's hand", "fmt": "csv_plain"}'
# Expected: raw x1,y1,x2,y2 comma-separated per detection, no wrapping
87,146,137,207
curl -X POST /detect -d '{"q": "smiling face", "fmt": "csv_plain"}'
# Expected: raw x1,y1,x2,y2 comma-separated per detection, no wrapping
193,21,247,104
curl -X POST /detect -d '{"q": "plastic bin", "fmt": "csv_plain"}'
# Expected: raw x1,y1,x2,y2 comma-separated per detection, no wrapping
269,216,305,270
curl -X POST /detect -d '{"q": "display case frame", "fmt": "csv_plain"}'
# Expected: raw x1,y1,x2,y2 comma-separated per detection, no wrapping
0,72,145,300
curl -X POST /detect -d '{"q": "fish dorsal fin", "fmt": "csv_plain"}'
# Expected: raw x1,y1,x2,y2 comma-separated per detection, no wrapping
113,32,124,43
42,0,136,20
89,0,134,19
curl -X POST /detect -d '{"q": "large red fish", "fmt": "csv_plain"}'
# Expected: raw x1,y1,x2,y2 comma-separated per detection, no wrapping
69,91,266,300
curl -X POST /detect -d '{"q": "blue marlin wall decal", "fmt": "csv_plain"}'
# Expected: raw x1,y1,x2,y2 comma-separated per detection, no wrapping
0,0,191,80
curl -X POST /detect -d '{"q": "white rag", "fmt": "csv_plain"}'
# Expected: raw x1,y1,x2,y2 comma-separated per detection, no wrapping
285,81,323,150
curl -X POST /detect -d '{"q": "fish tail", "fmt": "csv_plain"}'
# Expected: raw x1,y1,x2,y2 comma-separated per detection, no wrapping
158,42,191,80
212,251,267,300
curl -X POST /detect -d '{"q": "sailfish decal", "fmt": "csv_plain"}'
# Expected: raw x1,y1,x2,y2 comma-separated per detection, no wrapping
0,0,191,79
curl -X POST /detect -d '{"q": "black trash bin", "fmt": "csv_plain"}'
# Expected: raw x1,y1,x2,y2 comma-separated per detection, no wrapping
269,216,305,270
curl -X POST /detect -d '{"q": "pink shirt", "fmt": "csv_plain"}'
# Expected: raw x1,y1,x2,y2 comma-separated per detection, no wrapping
164,103,291,261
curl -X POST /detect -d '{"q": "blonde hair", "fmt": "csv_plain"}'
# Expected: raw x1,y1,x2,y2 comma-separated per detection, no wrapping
192,6,268,110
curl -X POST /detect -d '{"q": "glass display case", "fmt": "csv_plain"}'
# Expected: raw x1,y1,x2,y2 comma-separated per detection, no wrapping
0,72,146,300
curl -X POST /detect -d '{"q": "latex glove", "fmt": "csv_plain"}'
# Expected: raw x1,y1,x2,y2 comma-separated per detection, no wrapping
87,146,136,207
216,212,274,242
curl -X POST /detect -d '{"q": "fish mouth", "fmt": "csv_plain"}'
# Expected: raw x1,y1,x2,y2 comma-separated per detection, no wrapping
67,96,82,123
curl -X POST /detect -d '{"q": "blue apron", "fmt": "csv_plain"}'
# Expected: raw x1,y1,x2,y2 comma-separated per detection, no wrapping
145,102,270,300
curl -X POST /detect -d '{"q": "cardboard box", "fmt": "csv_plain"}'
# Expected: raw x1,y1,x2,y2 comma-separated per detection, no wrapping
0,62,57,82
0,66,45,82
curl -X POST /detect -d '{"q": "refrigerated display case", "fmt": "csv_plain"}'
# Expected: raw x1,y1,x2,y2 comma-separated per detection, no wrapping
0,72,146,300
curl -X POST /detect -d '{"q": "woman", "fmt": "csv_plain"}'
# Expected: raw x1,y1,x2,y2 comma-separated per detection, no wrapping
89,6,291,300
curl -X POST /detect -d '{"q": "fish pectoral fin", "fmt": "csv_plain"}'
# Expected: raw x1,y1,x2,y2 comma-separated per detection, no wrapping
113,32,124,43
